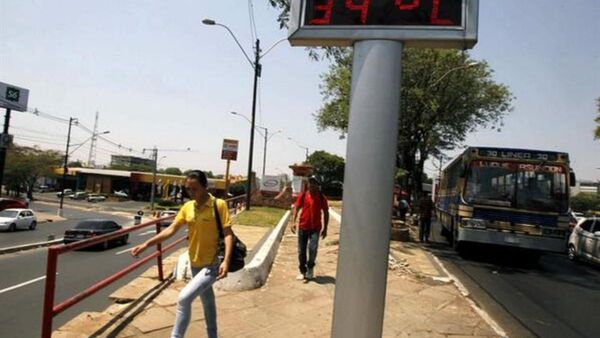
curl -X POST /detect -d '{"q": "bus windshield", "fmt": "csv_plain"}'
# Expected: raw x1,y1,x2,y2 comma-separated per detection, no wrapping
464,161,568,212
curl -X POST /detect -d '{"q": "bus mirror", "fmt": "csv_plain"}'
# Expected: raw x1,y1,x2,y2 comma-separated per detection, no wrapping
569,171,576,187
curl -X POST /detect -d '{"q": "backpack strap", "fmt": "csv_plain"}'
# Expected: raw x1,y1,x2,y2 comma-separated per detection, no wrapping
213,199,224,239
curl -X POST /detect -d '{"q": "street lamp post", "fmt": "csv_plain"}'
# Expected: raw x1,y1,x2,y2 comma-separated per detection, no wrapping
58,117,77,217
287,137,309,161
204,19,285,210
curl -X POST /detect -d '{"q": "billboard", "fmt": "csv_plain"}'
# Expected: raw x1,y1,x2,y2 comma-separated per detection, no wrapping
221,139,239,161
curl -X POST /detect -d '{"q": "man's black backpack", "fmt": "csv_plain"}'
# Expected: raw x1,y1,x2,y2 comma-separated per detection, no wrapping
214,200,247,272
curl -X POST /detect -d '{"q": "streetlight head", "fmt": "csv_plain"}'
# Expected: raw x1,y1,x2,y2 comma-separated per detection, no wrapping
467,61,479,67
202,18,216,25
100,131,110,135
230,111,239,115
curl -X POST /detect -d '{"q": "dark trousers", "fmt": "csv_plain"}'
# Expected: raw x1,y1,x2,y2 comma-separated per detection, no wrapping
420,216,431,242
298,229,320,274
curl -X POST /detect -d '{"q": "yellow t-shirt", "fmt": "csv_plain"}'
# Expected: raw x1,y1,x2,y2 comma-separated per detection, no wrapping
174,195,231,267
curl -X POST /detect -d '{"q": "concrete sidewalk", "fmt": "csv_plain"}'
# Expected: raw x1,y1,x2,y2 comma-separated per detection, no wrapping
55,210,505,337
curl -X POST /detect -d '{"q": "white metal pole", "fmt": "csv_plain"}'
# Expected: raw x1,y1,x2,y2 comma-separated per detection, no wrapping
332,40,404,338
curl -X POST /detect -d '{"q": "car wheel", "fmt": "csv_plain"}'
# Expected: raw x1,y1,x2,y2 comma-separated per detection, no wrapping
29,221,37,230
9,223,16,232
568,244,577,261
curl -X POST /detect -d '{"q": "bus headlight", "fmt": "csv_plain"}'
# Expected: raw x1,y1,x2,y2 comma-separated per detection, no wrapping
462,218,487,229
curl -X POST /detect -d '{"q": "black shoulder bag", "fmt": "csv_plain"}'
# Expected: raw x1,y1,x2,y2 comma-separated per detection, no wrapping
214,200,247,272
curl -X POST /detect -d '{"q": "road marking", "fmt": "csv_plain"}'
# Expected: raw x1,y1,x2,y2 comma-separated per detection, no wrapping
430,254,508,337
0,274,56,295
138,230,156,237
115,247,133,255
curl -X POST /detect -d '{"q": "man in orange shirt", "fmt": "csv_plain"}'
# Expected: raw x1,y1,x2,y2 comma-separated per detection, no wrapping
291,176,329,281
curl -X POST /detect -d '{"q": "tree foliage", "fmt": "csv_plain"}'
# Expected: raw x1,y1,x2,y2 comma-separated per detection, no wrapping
306,150,345,197
5,144,62,198
571,193,600,213
163,167,182,175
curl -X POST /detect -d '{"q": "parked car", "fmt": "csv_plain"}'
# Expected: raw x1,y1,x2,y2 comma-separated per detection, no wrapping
87,194,107,203
568,217,600,264
569,211,585,233
68,191,88,200
158,210,177,227
0,198,28,211
36,185,51,193
63,219,128,249
113,190,128,198
56,189,73,198
0,209,37,231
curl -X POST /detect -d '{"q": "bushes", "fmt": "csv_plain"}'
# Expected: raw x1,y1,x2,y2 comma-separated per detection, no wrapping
570,193,600,213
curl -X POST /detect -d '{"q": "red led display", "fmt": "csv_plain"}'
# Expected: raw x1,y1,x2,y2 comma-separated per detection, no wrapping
306,0,462,26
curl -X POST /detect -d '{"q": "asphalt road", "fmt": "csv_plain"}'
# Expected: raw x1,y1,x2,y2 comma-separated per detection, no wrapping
0,209,186,338
427,220,600,338
0,204,133,249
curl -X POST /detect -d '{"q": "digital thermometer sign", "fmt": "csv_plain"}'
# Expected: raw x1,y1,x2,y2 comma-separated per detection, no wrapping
288,0,478,48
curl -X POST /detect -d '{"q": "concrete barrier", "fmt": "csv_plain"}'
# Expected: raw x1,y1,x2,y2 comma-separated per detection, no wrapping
0,238,64,255
175,210,291,291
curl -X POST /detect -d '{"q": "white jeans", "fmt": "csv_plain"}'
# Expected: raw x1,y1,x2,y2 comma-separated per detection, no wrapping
171,263,219,338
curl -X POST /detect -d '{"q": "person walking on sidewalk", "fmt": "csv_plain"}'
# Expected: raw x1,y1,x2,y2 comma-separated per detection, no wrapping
419,193,433,242
291,176,329,281
131,170,233,338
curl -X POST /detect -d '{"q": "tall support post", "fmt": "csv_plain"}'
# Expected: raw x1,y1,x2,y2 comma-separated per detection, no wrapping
0,108,11,196
224,159,231,195
58,118,75,217
150,147,158,211
245,38,260,211
331,40,404,338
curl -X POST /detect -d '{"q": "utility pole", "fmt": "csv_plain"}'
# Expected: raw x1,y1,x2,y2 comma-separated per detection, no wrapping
144,147,158,211
58,118,77,217
245,38,261,211
0,108,12,196
262,128,268,178
87,111,99,168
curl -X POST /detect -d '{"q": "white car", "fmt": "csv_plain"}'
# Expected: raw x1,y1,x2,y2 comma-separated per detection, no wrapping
158,210,177,227
114,190,128,198
0,209,38,231
86,194,107,203
568,217,600,264
56,189,73,198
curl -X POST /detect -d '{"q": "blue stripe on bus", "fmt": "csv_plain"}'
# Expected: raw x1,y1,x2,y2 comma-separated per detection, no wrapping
473,209,557,227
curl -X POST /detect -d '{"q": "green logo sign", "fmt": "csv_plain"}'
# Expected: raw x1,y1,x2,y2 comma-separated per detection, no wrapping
6,87,20,102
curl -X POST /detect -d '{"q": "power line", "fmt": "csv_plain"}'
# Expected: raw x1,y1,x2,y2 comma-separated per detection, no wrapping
248,0,258,45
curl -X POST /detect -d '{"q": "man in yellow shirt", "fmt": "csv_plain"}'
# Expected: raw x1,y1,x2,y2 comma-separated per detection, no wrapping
132,170,233,338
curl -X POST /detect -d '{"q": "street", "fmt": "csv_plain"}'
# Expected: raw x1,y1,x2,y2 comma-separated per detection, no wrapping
428,220,600,338
0,204,186,338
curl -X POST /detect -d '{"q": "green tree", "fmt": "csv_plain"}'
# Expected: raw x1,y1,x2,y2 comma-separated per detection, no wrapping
68,160,84,167
570,193,600,213
306,150,345,197
594,97,600,139
316,49,513,202
164,167,182,175
5,144,62,198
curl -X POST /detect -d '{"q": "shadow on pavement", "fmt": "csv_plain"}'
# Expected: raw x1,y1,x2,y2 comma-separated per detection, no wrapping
313,275,336,285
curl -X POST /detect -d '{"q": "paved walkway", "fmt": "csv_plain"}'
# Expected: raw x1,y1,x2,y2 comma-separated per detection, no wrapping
55,210,504,338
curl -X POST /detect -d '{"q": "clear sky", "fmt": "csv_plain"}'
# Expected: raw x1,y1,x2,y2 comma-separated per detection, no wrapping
1,1,599,180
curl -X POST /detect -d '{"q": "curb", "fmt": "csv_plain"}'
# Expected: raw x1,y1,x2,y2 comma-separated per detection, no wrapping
0,238,64,255
213,210,292,291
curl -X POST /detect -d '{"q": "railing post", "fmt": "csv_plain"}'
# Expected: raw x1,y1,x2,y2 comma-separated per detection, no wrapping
155,223,164,282
41,248,58,338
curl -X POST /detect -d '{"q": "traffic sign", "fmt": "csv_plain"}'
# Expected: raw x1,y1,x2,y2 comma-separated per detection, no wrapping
221,139,239,161
0,81,29,112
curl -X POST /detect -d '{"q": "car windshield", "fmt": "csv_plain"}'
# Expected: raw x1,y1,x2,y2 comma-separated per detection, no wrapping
464,161,568,212
0,210,18,218
75,221,113,230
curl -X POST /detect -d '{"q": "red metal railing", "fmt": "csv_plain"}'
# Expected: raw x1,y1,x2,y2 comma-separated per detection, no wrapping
40,216,180,338
40,194,247,338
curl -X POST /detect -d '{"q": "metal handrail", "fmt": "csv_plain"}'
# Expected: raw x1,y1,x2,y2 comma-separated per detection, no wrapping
40,216,178,338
